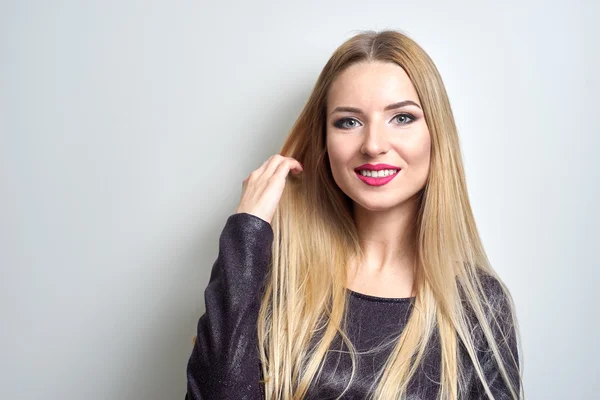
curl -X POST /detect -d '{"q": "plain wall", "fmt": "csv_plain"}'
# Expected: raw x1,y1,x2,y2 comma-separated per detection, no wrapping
1,1,597,399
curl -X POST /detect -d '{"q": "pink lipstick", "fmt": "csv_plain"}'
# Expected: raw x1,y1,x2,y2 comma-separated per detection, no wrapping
354,163,401,187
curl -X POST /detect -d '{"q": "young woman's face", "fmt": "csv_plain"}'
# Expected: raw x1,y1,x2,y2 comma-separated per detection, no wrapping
326,61,431,212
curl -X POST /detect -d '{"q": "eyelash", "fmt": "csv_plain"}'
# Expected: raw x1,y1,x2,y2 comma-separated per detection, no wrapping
333,113,416,130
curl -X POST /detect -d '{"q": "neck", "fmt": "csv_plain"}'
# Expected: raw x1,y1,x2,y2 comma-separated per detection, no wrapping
350,192,420,274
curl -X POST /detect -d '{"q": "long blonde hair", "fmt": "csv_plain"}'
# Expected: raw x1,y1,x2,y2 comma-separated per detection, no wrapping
257,29,524,399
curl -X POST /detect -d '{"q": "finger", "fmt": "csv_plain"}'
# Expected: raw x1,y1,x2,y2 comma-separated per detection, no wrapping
291,160,304,174
287,158,304,175
254,156,272,178
244,157,273,189
272,158,302,181
261,154,288,180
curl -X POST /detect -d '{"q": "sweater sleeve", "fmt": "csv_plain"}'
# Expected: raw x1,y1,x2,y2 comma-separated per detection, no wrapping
470,275,522,400
185,212,273,400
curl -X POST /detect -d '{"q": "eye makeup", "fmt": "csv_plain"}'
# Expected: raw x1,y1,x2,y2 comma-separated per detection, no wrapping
332,113,417,130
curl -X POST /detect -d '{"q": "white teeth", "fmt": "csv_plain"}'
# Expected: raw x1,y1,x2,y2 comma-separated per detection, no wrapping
359,169,398,177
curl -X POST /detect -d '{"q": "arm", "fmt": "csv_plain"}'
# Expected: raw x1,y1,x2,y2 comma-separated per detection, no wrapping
185,212,273,400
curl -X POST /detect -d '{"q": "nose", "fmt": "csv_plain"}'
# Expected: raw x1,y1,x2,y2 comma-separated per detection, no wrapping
360,121,391,157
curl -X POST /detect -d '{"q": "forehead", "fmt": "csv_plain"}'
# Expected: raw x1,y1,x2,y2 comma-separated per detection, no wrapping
326,61,419,110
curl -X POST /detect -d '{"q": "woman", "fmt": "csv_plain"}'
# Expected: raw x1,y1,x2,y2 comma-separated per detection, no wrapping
186,30,523,400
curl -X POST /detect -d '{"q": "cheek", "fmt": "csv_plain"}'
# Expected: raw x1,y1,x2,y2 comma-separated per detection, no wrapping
326,137,350,170
402,129,431,166
327,151,346,181
416,139,431,168
415,135,432,180
326,143,354,188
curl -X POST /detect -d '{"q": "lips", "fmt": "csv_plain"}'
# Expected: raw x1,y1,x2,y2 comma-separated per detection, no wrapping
355,169,399,186
354,163,400,172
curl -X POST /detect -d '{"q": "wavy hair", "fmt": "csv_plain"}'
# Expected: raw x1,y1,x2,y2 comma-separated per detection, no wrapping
256,29,524,399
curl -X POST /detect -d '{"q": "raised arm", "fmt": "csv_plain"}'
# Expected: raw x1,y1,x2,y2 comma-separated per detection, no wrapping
185,212,273,400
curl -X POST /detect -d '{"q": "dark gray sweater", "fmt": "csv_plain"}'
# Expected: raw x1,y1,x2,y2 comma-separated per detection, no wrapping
185,213,520,399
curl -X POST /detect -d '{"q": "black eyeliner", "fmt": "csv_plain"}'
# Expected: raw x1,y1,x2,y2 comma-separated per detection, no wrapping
333,113,416,129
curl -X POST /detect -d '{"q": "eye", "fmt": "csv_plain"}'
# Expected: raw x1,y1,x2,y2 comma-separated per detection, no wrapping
393,113,416,125
333,117,362,130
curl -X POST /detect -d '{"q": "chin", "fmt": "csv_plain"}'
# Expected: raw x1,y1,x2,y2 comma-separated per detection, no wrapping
356,203,396,212
349,193,403,212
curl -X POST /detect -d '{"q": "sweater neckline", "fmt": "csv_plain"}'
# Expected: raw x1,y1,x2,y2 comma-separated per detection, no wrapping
346,288,416,303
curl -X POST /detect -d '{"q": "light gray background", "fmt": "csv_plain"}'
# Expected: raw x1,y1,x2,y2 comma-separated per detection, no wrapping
1,1,597,399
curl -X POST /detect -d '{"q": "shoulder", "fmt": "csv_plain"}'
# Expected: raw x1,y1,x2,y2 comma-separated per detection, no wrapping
478,272,514,318
460,270,512,306
459,270,517,333
478,273,509,305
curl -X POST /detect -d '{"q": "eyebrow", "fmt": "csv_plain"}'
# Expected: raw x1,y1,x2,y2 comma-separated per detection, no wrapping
329,100,421,116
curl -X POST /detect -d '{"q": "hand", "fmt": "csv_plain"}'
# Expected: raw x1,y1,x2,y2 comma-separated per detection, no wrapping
235,154,304,225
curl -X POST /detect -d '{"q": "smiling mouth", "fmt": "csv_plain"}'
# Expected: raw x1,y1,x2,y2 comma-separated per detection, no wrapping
354,169,400,186
355,169,400,178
